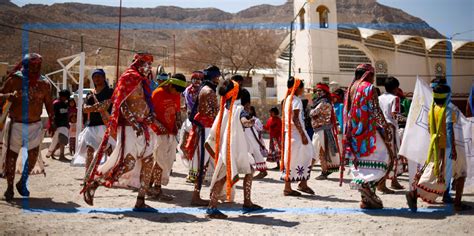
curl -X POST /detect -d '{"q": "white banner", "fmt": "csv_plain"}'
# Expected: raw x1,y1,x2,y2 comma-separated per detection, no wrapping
399,78,474,186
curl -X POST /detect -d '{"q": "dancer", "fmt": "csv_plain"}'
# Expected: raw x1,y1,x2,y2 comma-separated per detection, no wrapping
344,64,393,209
81,53,167,211
377,77,405,193
406,83,471,212
46,89,71,161
206,79,262,219
0,53,54,202
310,83,341,180
180,71,204,183
149,73,187,200
249,106,269,179
184,66,220,206
281,77,315,196
71,69,114,172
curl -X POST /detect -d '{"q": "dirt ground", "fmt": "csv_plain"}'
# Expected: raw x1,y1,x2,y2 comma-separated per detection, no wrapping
0,142,473,235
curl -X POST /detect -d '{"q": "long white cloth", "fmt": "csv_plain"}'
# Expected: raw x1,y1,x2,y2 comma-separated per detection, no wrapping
281,96,315,182
96,126,155,189
244,127,267,171
399,78,473,187
71,125,116,167
0,120,44,176
153,134,177,186
209,101,255,189
47,126,69,155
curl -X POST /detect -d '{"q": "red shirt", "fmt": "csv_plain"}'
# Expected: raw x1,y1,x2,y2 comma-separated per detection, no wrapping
151,87,180,135
264,116,282,138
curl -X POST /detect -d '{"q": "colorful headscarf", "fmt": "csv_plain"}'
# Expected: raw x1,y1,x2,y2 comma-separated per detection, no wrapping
81,53,155,192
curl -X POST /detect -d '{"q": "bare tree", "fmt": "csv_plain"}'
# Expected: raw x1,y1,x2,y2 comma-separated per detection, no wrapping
179,24,281,77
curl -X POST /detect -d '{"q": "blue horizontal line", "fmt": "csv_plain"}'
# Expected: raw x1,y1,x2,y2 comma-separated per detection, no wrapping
21,207,452,215
23,22,436,31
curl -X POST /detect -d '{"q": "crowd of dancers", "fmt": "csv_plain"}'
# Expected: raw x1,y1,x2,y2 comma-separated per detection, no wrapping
0,52,472,219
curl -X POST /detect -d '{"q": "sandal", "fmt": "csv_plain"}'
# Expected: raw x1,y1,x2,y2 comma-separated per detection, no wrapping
377,185,395,194
206,208,228,219
359,188,383,209
253,172,268,180
405,192,417,213
315,173,329,180
16,181,30,197
283,190,302,197
242,204,263,214
190,198,210,207
297,186,315,195
4,188,14,202
390,182,405,190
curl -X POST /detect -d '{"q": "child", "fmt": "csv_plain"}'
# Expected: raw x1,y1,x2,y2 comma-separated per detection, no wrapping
264,107,282,169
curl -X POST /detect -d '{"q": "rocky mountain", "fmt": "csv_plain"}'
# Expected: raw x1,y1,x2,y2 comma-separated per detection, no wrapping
0,0,444,71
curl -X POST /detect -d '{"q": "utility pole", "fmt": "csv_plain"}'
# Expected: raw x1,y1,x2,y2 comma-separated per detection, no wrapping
80,34,84,52
173,34,176,74
116,0,123,82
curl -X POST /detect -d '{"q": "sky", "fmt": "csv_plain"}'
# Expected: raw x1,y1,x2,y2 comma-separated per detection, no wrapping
10,0,474,40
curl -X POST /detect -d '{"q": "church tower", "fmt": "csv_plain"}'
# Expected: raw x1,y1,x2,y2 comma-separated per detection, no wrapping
291,0,340,88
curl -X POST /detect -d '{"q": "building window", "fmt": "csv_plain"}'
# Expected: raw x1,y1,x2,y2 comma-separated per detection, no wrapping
299,9,305,30
317,5,329,29
263,77,275,87
322,77,330,84
243,76,253,87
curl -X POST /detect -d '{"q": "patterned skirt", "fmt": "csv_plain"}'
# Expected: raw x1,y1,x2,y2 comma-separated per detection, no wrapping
266,137,281,163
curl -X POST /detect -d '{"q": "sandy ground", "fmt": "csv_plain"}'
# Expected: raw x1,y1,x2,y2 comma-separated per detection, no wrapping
1,139,473,235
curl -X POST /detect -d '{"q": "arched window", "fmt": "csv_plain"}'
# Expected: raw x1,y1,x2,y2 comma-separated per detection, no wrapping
316,5,329,29
299,9,305,30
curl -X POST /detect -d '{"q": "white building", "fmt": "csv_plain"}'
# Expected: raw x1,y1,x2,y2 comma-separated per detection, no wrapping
276,0,474,107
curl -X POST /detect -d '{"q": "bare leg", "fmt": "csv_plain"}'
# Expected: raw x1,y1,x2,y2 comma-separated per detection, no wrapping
242,174,263,213
283,180,301,196
207,177,227,219
134,155,156,211
316,149,330,180
85,146,95,176
454,177,472,211
59,144,66,160
149,163,173,201
15,147,39,197
4,149,18,201
191,166,210,206
377,178,395,194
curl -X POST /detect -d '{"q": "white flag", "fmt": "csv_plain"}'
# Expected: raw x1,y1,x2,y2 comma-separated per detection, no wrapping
399,78,474,186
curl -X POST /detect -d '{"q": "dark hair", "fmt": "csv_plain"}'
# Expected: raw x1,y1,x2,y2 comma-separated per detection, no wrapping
204,65,221,81
431,77,447,85
270,107,279,115
59,89,71,98
171,73,186,93
240,89,251,106
287,77,304,89
302,99,309,109
334,88,345,100
433,84,451,105
231,74,244,82
249,106,257,117
355,68,366,80
384,76,400,93
374,87,382,97
218,79,234,97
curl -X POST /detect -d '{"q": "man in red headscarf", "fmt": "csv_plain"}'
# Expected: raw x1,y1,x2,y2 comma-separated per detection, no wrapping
0,53,54,202
310,83,341,180
82,52,167,211
343,64,394,209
